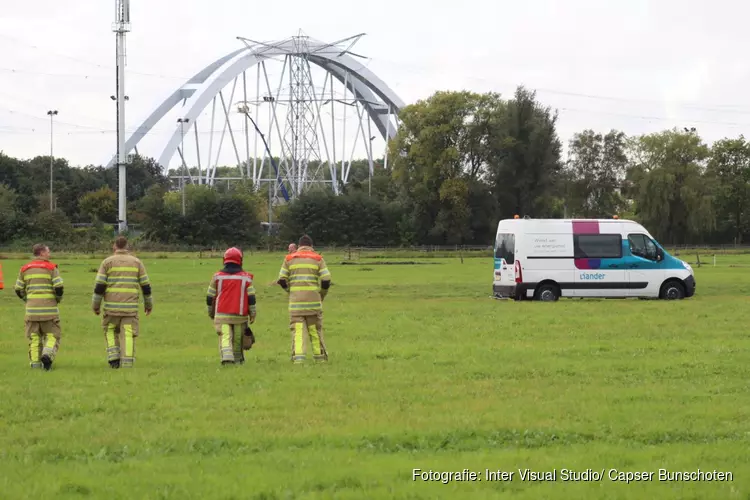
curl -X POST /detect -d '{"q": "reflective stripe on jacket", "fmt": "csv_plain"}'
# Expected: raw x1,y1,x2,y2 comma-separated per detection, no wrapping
15,259,63,320
278,246,331,315
207,269,256,324
92,250,152,316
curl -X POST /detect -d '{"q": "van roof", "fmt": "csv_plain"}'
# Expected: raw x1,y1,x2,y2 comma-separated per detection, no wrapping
498,218,637,224
495,218,654,239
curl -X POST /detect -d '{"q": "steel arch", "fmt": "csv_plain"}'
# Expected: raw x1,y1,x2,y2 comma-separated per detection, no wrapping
106,36,404,176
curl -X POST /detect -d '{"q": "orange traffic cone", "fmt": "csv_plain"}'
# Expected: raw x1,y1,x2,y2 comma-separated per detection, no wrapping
0,263,4,290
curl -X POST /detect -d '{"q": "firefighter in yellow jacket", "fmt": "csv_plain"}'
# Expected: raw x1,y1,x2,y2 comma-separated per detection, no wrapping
14,243,64,370
277,235,332,363
91,235,153,369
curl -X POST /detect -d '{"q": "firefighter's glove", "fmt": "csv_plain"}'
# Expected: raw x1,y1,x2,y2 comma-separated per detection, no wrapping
320,281,331,301
207,305,214,319
92,293,103,315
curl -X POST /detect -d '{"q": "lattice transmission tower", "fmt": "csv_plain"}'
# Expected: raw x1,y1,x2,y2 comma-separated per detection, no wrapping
284,32,324,197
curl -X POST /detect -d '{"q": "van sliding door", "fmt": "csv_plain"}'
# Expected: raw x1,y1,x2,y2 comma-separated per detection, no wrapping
573,233,628,298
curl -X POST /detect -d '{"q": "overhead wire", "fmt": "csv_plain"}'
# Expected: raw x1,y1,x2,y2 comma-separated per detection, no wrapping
0,33,189,81
4,31,750,116
3,30,750,169
363,54,750,115
4,100,750,137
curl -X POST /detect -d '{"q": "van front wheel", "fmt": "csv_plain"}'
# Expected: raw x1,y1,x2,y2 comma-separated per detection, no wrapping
535,284,560,302
660,280,685,300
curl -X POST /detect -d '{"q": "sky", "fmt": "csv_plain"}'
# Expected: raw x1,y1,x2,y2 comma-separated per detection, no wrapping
1,0,750,176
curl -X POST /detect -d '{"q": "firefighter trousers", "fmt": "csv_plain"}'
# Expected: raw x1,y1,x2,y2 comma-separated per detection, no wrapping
214,322,247,364
102,315,138,368
290,311,327,363
25,319,61,368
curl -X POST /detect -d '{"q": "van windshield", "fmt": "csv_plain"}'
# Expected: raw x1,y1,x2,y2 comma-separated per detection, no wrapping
495,233,515,263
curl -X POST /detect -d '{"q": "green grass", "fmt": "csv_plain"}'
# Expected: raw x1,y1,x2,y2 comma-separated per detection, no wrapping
1,252,749,499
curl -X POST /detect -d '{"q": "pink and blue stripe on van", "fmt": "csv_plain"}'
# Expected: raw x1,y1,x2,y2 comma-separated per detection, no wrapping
573,219,601,270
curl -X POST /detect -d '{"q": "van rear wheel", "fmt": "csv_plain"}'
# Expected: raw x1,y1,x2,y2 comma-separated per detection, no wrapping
535,284,560,302
660,280,685,300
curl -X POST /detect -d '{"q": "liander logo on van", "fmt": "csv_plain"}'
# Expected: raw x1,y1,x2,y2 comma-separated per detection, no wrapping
579,272,606,280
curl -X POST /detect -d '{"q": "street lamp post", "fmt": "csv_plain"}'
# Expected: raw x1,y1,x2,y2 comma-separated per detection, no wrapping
369,135,376,198
177,118,189,216
46,110,58,211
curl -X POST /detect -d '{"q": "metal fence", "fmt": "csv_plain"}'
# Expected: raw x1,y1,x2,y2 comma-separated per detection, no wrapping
5,241,750,258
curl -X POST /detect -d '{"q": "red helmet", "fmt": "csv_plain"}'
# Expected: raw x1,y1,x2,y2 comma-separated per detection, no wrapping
223,247,243,265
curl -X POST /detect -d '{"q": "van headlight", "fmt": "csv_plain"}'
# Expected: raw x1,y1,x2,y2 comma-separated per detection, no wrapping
681,260,693,273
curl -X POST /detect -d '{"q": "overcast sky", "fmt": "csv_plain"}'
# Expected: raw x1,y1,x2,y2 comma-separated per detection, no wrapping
1,0,750,174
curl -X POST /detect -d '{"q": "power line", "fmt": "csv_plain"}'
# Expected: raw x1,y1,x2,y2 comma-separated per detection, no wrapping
0,94,113,130
4,104,750,138
365,56,750,115
0,85,375,133
0,106,104,130
0,33,187,81
0,66,183,81
556,106,750,128
4,30,750,116
4,33,750,165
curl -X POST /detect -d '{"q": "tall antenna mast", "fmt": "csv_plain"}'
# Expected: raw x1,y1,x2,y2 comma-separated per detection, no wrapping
113,0,130,233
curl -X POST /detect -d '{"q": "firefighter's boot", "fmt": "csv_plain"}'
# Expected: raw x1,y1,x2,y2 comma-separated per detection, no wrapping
41,354,53,371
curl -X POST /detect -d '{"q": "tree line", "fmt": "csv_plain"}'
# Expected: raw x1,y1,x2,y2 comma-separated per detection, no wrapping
2,85,750,250
0,154,263,249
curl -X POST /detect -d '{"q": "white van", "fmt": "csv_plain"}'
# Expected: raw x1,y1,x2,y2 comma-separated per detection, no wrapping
492,217,696,301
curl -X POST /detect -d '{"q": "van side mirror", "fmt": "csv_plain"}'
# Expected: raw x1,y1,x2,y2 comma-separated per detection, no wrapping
656,248,663,261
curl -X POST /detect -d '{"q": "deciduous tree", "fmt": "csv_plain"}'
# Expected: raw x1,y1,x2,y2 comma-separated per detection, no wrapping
627,128,714,243
706,136,750,243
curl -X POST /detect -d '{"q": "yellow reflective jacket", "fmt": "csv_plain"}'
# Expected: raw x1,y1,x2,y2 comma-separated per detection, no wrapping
278,246,331,315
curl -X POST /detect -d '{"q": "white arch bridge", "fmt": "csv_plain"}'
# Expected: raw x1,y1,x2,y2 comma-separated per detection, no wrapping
108,33,405,202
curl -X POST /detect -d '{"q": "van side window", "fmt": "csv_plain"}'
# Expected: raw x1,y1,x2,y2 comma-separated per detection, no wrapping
573,234,621,258
495,233,515,264
628,234,658,260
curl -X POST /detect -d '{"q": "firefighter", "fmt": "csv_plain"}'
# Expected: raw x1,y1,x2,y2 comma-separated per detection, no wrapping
277,235,332,363
206,247,257,365
14,244,64,370
91,235,153,369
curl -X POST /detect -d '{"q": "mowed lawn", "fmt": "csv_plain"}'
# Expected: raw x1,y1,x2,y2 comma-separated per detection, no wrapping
1,250,750,499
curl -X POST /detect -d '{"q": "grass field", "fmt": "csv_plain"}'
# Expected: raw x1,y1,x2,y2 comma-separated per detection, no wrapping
1,250,749,499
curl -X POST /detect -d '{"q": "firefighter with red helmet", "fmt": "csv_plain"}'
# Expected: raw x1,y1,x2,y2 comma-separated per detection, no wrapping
206,247,257,365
